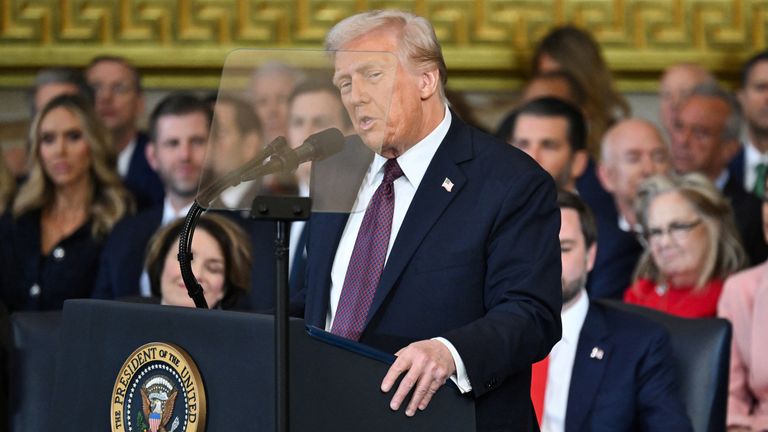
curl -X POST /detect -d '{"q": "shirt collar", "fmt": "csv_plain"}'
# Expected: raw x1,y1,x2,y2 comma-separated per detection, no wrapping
367,106,451,189
162,198,193,226
714,169,730,191
745,139,768,166
561,290,589,344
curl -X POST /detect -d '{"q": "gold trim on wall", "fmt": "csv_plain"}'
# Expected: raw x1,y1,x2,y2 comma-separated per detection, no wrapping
1,0,766,91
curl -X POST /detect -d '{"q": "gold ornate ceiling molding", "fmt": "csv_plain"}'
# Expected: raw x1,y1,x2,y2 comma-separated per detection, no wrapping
0,0,765,91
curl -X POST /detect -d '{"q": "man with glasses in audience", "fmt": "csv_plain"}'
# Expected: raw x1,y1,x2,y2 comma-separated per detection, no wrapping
87,55,163,210
671,82,768,265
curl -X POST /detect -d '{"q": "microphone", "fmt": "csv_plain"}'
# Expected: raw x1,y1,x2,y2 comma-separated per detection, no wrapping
197,135,289,207
243,127,345,180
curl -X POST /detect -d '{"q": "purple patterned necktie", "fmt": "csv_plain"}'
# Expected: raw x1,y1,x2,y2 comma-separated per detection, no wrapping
331,158,404,340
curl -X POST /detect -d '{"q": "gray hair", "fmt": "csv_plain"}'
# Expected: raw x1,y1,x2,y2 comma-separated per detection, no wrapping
250,60,305,85
685,82,742,141
325,10,448,102
632,173,747,289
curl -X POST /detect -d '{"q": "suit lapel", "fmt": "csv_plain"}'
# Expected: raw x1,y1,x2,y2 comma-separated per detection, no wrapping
364,115,473,328
566,304,612,432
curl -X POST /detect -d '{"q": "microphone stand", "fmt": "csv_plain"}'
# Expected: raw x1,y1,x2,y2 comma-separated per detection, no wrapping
179,128,343,432
250,194,311,432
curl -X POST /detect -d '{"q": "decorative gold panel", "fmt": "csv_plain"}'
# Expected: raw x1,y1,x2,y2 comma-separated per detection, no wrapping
1,0,767,91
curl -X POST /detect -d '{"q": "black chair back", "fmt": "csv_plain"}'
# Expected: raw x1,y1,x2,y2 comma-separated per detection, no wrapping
599,300,731,432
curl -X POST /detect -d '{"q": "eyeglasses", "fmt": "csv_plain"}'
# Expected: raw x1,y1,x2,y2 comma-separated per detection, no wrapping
89,82,136,96
641,219,702,246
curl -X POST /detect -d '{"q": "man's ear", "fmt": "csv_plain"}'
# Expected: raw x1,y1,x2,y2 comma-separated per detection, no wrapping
596,161,616,193
570,149,589,181
419,68,440,100
586,242,597,272
145,142,159,172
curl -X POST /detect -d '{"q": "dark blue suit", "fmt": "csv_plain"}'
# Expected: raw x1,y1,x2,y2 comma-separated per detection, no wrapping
92,206,163,300
92,204,279,311
565,302,692,432
723,152,768,266
301,116,563,431
124,132,164,211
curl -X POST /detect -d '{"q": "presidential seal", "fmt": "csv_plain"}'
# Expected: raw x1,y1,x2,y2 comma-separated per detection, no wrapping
111,342,206,432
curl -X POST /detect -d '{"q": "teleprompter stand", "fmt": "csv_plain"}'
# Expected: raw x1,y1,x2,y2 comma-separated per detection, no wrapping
250,195,312,432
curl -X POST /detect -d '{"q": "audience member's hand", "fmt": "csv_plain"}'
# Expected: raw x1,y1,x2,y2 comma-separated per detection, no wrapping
380,339,456,416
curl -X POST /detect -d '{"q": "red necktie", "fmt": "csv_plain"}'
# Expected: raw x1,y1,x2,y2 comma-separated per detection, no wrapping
530,356,549,425
331,159,404,341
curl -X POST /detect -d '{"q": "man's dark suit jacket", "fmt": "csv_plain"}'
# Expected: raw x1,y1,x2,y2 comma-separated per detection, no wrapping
586,202,643,300
124,132,164,211
92,206,163,300
300,115,563,431
92,204,279,311
721,165,768,266
566,302,692,432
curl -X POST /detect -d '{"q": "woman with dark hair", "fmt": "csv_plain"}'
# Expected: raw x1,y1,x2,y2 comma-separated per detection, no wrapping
532,25,630,157
626,173,747,317
145,213,251,310
0,94,132,311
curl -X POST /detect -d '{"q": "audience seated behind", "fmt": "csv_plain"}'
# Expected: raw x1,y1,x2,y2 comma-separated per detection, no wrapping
626,173,747,317
0,94,132,312
537,189,691,431
590,119,671,300
531,25,630,159
506,97,588,192
249,61,305,144
86,56,164,211
144,213,251,310
730,50,768,199
718,173,768,431
658,62,717,138
670,82,768,265
92,93,212,301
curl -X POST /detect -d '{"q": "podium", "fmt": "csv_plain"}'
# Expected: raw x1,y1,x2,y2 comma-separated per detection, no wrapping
47,300,475,431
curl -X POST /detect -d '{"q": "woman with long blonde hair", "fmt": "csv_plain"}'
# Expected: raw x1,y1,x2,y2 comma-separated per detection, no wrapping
0,94,132,311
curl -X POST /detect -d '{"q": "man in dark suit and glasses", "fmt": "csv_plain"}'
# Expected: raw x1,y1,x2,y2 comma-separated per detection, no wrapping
298,10,562,431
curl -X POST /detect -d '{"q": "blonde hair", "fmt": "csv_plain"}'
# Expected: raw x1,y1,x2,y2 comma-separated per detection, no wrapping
533,25,630,158
12,94,132,238
0,155,14,215
632,173,747,290
325,9,448,102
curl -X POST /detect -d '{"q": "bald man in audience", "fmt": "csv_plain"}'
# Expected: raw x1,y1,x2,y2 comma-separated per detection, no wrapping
87,56,163,210
672,83,768,264
589,119,670,299
659,63,716,137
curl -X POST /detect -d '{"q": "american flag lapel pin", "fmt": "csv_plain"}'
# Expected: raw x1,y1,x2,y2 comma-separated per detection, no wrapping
441,177,454,192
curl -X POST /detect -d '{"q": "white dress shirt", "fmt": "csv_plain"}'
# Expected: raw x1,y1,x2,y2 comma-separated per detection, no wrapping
541,290,589,432
117,137,137,178
744,140,768,192
139,198,194,296
323,107,471,392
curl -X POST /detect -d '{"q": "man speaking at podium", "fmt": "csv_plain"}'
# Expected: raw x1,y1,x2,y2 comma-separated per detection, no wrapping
299,10,562,431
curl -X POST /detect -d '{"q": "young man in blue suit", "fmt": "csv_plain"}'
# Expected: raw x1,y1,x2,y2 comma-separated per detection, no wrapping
300,10,562,431
538,189,691,431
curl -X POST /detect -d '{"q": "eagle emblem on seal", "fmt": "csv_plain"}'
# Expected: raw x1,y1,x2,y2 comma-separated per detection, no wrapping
140,376,179,432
